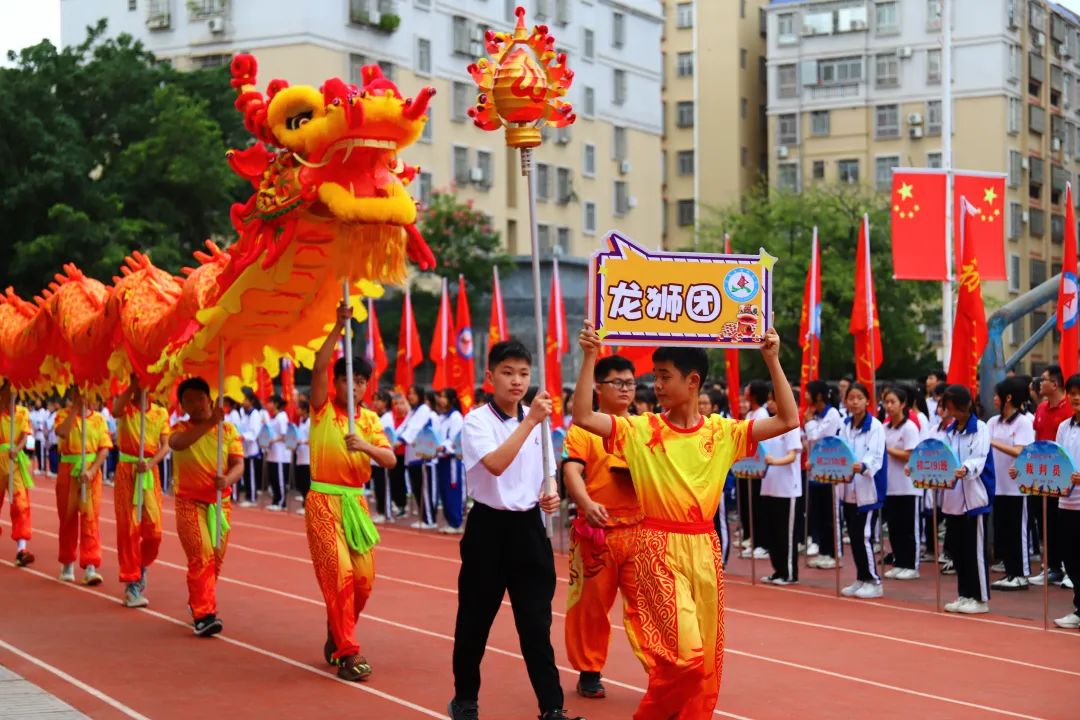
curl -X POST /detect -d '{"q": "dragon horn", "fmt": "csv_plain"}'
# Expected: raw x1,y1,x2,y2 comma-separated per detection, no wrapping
403,87,437,121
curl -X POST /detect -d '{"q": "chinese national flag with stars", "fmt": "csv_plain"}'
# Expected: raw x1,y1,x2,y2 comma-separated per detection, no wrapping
891,169,948,280
953,173,1006,281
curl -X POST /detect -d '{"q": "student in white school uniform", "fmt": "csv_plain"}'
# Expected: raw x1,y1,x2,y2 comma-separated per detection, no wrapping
760,391,803,585
739,380,772,560
399,385,436,529
264,394,292,511
939,384,995,615
838,383,887,599
882,386,923,581
294,400,311,515
805,380,843,569
989,377,1036,591
235,391,264,507
435,388,466,534
1046,374,1080,629
369,390,395,523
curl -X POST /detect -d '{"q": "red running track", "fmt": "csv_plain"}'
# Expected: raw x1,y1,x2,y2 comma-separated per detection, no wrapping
0,476,1077,720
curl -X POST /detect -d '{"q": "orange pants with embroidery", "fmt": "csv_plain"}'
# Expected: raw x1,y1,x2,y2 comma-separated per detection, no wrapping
56,464,102,568
113,464,163,583
565,523,649,673
304,490,375,659
0,473,32,542
633,527,725,720
175,496,230,618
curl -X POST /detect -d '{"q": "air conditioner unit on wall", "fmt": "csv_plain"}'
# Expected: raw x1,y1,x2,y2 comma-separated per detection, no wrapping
208,17,225,33
910,127,924,139
1034,32,1045,48
1053,137,1063,151
1022,210,1030,223
908,112,923,125
469,167,485,183
896,47,913,59
620,160,633,174
1022,157,1030,170
628,196,638,209
777,145,790,158
147,14,170,29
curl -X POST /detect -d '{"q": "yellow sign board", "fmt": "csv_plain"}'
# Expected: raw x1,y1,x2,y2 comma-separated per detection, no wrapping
587,232,776,348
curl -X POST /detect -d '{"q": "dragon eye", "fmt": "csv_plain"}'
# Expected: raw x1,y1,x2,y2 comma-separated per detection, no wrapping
286,110,313,130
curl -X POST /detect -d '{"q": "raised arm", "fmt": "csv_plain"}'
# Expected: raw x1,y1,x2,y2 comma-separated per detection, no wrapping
476,394,552,477
169,407,222,452
112,379,137,419
55,395,82,440
571,321,616,438
751,327,800,442
311,303,351,410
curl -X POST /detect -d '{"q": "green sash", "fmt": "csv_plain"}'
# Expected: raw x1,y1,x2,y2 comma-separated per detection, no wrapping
205,500,230,547
310,481,380,554
118,452,155,490
0,444,33,490
59,453,85,478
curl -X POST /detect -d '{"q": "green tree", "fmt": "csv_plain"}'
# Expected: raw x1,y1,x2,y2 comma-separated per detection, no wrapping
697,184,941,383
0,21,246,295
418,190,512,294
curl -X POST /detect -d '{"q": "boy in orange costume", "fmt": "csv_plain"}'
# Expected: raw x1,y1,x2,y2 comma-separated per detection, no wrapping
169,377,244,637
563,354,648,699
572,322,797,720
111,377,171,608
307,303,397,681
54,389,113,585
0,382,34,567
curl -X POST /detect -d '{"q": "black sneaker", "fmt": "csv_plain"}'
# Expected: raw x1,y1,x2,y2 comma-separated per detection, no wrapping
448,699,479,720
540,710,585,720
193,614,223,637
15,550,34,567
336,654,372,682
576,671,605,698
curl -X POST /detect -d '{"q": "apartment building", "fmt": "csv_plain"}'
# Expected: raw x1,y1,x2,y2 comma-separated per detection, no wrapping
661,0,768,249
765,0,1080,370
60,0,664,260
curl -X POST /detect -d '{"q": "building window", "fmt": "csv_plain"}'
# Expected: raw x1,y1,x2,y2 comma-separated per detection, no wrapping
129,0,137,10
811,110,830,136
1030,155,1045,201
677,150,694,176
1053,213,1065,244
819,56,864,85
537,224,551,253
614,69,627,105
875,156,899,192
555,0,570,26
416,38,431,75
1008,97,1021,134
452,15,470,55
453,146,470,185
536,163,551,202
452,81,470,122
875,104,900,138
477,150,493,189
927,49,942,84
778,64,798,98
1031,209,1046,236
926,100,942,135
1009,202,1023,239
677,2,693,29
556,167,572,204
927,0,942,30
1030,51,1044,97
1030,1,1047,31
741,146,748,167
677,199,695,227
927,151,943,168
418,171,433,207
1030,104,1046,135
420,108,433,143
677,52,694,77
613,126,627,161
584,29,595,60
777,113,798,144
1008,44,1021,80
1030,258,1048,287
584,201,597,234
812,160,825,180
676,101,694,128
875,2,899,33
777,163,799,191
612,11,625,47
583,143,596,177
614,180,629,215
740,48,748,69
556,227,570,255
584,87,595,117
838,159,860,184
876,53,899,87
741,98,748,119
1007,252,1021,293
1009,150,1022,188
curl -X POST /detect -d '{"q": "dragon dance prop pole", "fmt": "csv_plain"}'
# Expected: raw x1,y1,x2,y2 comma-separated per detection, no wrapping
344,282,355,435
7,395,15,504
136,388,147,523
215,342,225,550
80,388,88,507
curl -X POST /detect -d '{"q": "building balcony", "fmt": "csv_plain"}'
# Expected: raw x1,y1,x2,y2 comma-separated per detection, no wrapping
806,83,861,100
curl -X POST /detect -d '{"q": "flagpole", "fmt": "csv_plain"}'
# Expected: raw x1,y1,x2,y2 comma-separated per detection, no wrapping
864,215,876,402
343,282,355,435
810,227,819,381
942,0,955,367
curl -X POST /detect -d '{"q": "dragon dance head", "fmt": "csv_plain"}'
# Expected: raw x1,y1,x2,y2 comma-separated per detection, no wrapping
225,54,436,283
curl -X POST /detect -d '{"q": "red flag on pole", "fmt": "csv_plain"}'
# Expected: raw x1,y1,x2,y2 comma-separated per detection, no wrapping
281,358,298,422
617,346,655,378
890,169,949,280
850,215,882,401
547,258,568,426
450,275,477,411
483,266,509,393
725,234,741,418
430,277,451,390
255,366,272,405
395,287,422,392
364,298,388,404
947,198,989,394
799,227,822,414
1059,183,1079,378
953,173,1007,281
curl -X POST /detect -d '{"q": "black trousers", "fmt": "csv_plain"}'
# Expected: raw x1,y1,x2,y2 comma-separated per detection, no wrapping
1059,508,1080,613
408,462,436,525
993,495,1031,578
738,477,765,547
954,513,990,602
884,495,921,571
452,502,563,713
843,503,878,583
808,482,837,557
268,461,288,508
295,464,311,500
1029,495,1063,572
762,495,799,581
238,455,260,503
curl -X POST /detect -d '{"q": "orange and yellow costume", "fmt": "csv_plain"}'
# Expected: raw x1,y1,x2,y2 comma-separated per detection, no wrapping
54,409,113,570
172,421,243,618
305,401,391,660
606,413,755,720
113,403,170,583
0,405,33,544
563,425,648,674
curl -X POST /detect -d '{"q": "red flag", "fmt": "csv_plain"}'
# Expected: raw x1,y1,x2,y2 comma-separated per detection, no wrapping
483,266,509,393
798,227,822,414
547,258,568,426
953,173,1006,281
449,275,477,411
281,358,298,422
395,287,423,392
618,345,656,378
1059,183,1079,378
725,234,741,418
890,169,949,280
430,277,452,390
255,366,272,405
850,215,882,400
947,198,989,394
364,298,388,404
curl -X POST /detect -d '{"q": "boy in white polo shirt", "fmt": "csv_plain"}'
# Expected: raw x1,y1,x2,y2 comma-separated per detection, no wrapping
760,388,803,584
449,340,584,720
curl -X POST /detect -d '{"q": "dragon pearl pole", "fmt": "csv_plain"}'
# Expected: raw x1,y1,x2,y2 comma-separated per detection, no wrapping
344,282,355,435
8,395,15,506
136,388,146,524
215,342,224,550
80,388,88,507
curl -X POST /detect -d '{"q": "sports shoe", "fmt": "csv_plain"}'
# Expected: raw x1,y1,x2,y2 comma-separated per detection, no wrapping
1030,569,1066,586
14,549,34,567
83,565,103,586
59,563,76,582
336,654,372,682
410,521,438,530
440,525,465,535
992,575,1029,591
841,581,863,597
990,561,1006,573
370,514,387,525
854,582,883,599
123,582,149,608
740,538,752,549
238,500,256,509
815,556,838,569
770,575,799,586
1053,612,1080,629
957,598,990,614
941,559,956,575
448,699,479,720
893,568,920,581
265,504,284,512
1063,575,1074,590
576,671,605,699
193,614,223,637
806,542,820,557
540,710,585,720
741,546,769,559
883,552,895,566
760,574,777,584
944,597,970,613
884,567,901,579
295,508,305,516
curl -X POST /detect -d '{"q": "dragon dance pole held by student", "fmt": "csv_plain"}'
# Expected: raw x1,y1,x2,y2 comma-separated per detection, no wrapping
0,383,34,567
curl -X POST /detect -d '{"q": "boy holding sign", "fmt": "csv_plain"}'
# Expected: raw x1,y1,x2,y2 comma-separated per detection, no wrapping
572,321,798,720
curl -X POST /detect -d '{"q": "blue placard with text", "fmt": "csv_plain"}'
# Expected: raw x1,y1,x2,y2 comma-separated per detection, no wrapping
909,439,960,490
731,445,767,480
413,426,439,460
808,436,857,484
1015,441,1076,498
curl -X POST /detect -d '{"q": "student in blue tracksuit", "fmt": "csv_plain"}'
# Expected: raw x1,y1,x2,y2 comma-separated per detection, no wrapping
435,388,466,534
838,383,887,599
940,384,995,615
